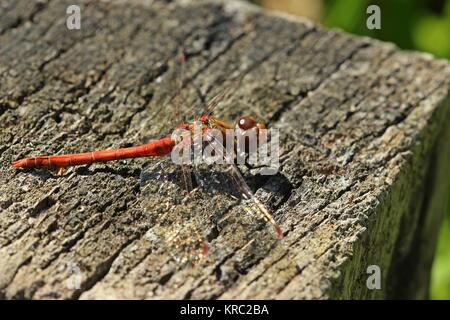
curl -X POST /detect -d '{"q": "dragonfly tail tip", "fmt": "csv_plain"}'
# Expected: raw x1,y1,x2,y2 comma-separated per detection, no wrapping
12,159,25,168
275,224,283,239
203,242,209,256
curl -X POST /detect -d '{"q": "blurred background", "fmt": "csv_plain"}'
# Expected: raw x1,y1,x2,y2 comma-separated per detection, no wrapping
249,0,450,299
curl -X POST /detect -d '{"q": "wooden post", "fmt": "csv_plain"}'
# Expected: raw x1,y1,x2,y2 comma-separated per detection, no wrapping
0,0,449,299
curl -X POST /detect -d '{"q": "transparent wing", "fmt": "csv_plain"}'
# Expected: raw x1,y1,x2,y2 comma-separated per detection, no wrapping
139,156,282,269
191,165,285,278
138,49,211,265
203,131,283,239
138,48,189,143
140,157,243,265
202,69,248,117
140,158,206,265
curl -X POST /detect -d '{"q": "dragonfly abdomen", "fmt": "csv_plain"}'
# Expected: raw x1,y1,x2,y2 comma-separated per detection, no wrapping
12,137,175,169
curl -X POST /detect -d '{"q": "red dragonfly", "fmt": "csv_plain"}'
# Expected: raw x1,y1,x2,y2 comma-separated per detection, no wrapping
12,53,283,265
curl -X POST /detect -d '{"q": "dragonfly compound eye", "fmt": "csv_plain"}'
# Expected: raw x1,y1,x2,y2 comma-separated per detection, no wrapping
236,116,257,130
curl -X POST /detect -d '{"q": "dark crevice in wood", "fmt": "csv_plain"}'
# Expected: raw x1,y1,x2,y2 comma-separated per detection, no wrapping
0,0,50,36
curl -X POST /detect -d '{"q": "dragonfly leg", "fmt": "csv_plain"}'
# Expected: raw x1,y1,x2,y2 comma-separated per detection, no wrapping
244,162,272,170
56,167,65,176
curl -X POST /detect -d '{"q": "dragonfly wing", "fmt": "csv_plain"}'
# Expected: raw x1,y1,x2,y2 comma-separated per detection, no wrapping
189,160,283,273
203,131,284,239
180,163,193,193
140,158,207,265
223,161,283,239
139,132,283,267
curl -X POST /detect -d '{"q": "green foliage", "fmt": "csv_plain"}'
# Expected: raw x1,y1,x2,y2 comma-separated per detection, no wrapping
430,183,450,299
431,215,450,299
323,0,450,59
323,0,369,33
413,9,450,58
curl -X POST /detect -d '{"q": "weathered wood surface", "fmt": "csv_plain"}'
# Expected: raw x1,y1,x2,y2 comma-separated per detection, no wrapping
1,0,450,300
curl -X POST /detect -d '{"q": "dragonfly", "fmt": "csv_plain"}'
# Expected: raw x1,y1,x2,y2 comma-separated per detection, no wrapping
12,52,283,265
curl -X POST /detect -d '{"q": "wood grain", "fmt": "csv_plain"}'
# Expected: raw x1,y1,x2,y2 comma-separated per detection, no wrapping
0,0,449,299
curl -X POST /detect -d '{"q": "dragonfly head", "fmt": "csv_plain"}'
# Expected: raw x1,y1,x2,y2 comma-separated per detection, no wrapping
235,116,265,131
